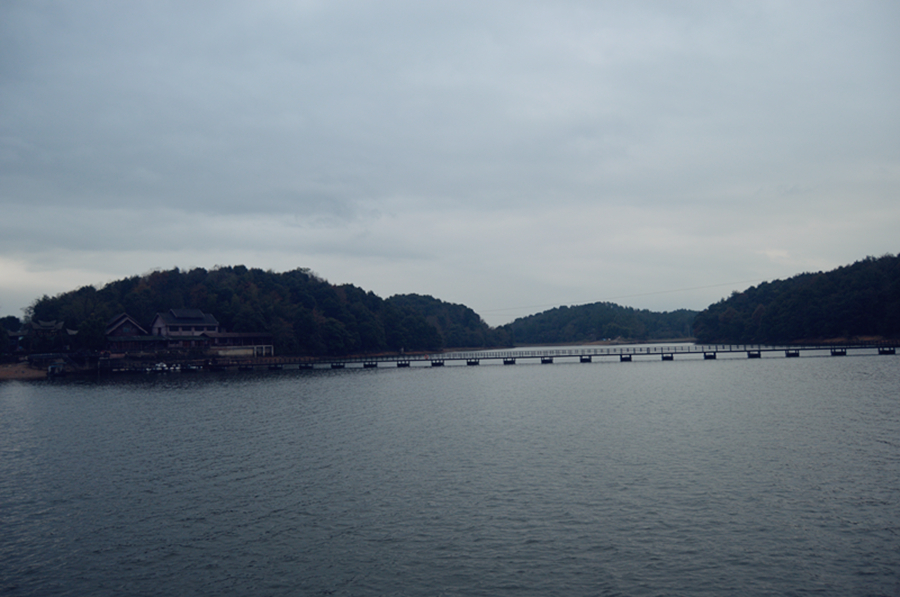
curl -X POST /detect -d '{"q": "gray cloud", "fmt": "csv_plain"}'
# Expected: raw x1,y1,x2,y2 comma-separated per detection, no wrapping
1,1,898,323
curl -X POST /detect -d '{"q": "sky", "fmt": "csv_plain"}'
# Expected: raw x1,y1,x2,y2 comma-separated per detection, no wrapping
1,1,898,326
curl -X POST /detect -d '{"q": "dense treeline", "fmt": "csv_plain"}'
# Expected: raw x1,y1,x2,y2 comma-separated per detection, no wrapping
20,266,506,355
693,254,900,344
14,254,896,355
500,302,697,344
0,316,20,357
387,294,511,348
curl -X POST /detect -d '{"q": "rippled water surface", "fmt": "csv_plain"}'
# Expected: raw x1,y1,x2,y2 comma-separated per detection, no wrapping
2,354,899,596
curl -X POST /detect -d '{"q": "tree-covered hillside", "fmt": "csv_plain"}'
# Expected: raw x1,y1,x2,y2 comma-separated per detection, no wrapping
500,302,697,344
24,266,506,355
693,254,900,344
386,294,511,348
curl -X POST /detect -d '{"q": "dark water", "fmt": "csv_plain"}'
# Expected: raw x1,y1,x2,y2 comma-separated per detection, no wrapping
2,354,899,596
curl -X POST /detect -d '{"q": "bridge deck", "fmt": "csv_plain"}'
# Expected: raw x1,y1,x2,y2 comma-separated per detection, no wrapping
205,343,897,370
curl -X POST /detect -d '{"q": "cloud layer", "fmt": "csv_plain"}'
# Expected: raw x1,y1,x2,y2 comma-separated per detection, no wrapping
2,1,898,324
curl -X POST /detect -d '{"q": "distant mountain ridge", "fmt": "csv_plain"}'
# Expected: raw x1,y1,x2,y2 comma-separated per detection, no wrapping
500,302,697,344
692,254,900,344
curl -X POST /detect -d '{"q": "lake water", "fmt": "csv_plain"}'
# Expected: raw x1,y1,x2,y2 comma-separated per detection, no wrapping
1,352,898,596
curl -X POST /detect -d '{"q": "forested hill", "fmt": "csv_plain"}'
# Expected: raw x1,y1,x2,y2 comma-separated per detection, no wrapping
500,302,697,344
386,294,510,348
693,254,900,344
23,266,509,355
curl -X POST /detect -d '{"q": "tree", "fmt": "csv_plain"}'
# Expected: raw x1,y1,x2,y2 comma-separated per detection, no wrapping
77,315,108,351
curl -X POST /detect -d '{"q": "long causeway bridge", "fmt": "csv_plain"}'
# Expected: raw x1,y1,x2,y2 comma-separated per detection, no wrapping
206,342,897,371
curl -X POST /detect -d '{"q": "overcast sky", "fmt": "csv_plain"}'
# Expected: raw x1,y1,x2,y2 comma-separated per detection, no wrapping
2,1,898,325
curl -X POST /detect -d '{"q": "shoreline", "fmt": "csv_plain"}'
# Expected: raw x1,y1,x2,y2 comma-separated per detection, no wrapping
0,362,48,381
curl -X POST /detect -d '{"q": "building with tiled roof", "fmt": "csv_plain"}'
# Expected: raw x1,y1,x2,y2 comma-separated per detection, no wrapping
150,309,220,337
